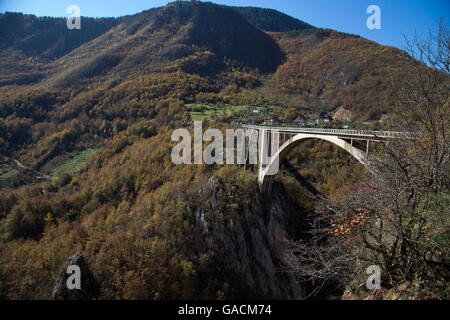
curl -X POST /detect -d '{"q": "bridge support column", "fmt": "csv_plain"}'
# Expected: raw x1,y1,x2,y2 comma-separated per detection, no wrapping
258,129,268,183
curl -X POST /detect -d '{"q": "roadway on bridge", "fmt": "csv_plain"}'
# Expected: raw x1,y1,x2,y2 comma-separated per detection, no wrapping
242,125,400,140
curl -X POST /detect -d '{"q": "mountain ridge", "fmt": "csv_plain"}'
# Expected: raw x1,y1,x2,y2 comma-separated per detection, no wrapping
0,1,432,301
0,1,409,120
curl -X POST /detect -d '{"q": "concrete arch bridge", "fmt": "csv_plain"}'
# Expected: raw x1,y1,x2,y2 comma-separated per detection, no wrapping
241,125,401,193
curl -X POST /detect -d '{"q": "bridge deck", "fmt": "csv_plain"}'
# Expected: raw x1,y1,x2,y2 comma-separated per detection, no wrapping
242,125,400,140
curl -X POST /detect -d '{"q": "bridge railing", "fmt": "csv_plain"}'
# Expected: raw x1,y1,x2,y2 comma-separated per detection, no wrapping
242,125,403,138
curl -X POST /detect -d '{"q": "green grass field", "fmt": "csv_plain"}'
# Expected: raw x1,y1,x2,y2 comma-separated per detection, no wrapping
52,148,100,180
0,164,18,180
186,104,249,121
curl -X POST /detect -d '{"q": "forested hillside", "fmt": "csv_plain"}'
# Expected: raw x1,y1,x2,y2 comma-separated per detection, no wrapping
0,1,409,116
0,1,447,300
0,1,412,177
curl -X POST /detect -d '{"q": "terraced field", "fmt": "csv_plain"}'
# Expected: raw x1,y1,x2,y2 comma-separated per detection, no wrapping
51,148,100,180
0,163,18,180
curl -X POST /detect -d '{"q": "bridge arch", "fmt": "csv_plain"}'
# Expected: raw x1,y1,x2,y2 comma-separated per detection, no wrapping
259,133,368,194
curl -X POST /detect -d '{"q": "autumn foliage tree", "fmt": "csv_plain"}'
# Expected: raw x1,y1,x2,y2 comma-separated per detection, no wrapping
285,22,449,299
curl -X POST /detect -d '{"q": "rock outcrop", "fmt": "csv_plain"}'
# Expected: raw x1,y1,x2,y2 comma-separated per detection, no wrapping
193,177,303,299
51,251,99,300
333,106,353,122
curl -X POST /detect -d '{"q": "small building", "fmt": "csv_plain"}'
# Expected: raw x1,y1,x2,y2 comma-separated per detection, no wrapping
292,119,305,127
316,118,326,125
252,109,259,114
307,119,316,126
316,117,332,126
264,119,281,126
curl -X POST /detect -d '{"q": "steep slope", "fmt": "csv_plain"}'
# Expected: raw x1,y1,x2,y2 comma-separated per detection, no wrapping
0,1,424,300
0,1,415,181
36,2,284,87
254,29,409,118
0,1,414,177
0,1,411,120
0,12,118,85
230,6,314,32
0,12,118,60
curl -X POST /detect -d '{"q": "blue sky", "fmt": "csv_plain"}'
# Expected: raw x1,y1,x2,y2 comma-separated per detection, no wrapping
0,0,448,50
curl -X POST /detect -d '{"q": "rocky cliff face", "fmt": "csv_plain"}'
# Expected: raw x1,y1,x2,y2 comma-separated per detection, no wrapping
50,177,303,300
193,177,303,299
51,251,100,300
